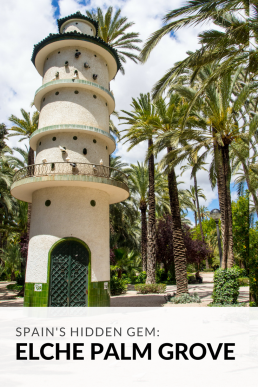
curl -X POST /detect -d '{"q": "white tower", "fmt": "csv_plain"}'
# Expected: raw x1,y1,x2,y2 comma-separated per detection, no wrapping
11,12,129,307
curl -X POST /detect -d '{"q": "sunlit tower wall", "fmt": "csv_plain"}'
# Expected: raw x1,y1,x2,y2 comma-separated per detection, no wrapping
11,11,129,307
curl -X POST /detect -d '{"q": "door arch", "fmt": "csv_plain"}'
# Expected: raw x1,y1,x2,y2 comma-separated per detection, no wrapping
48,238,90,307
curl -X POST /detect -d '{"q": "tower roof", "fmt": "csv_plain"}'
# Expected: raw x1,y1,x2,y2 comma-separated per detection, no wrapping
31,31,122,77
57,11,98,35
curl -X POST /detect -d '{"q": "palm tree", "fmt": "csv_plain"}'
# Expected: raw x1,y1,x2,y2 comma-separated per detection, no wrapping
109,156,140,252
128,162,170,271
180,155,208,242
128,162,148,271
185,185,206,227
86,7,142,74
8,109,39,259
148,95,195,294
199,205,210,221
8,109,39,165
0,242,21,281
140,1,253,98
165,67,250,268
121,94,157,284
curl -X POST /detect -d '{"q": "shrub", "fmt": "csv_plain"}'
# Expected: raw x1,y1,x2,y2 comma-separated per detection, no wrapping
134,283,166,294
202,268,214,272
238,277,249,287
166,292,201,304
212,268,240,305
110,277,127,296
7,284,23,291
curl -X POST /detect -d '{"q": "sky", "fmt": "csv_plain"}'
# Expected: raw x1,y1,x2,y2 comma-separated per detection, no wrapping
0,0,240,224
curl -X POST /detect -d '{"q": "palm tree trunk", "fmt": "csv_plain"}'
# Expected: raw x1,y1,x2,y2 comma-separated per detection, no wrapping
193,175,208,268
28,146,34,165
146,138,156,284
140,202,147,272
217,144,235,268
167,148,188,295
193,199,197,227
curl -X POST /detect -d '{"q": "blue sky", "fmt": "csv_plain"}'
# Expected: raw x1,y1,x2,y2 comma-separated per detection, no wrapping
0,0,245,226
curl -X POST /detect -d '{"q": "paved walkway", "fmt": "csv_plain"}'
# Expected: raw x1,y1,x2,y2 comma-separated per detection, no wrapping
0,273,249,307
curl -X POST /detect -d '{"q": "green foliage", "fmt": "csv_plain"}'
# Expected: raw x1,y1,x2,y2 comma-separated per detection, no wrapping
15,272,25,286
238,277,249,287
202,268,214,272
130,271,147,284
231,193,249,267
110,277,127,296
212,268,240,305
249,223,258,305
167,293,201,304
7,283,23,291
134,283,166,294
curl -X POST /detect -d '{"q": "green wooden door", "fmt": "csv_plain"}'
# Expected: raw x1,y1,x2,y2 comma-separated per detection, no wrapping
49,239,89,307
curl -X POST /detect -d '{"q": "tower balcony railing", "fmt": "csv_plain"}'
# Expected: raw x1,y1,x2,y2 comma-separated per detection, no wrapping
13,162,129,190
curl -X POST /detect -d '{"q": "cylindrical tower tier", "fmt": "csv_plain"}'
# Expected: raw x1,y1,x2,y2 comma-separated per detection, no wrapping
11,11,128,307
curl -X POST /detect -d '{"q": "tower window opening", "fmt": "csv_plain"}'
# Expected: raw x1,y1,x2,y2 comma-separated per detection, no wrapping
73,136,77,140
45,200,51,207
55,91,59,95
83,148,87,155
52,137,56,141
58,51,60,54
93,139,97,144
74,90,79,94
90,200,96,207
93,95,97,99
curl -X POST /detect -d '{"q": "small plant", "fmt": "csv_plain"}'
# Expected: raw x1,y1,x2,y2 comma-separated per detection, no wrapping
110,277,127,296
166,293,201,304
134,283,166,294
7,284,23,291
212,268,240,305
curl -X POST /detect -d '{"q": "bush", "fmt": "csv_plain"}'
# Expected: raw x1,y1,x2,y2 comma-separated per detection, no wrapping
238,277,249,287
134,283,166,294
212,268,240,305
110,277,127,296
7,284,23,291
15,272,25,286
166,292,201,304
202,268,214,272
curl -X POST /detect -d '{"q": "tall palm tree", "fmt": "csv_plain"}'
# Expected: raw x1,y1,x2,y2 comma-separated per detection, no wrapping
86,7,142,74
180,155,208,242
8,109,39,257
165,67,250,268
147,94,198,294
128,162,148,271
185,185,206,227
128,162,170,271
121,94,157,284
